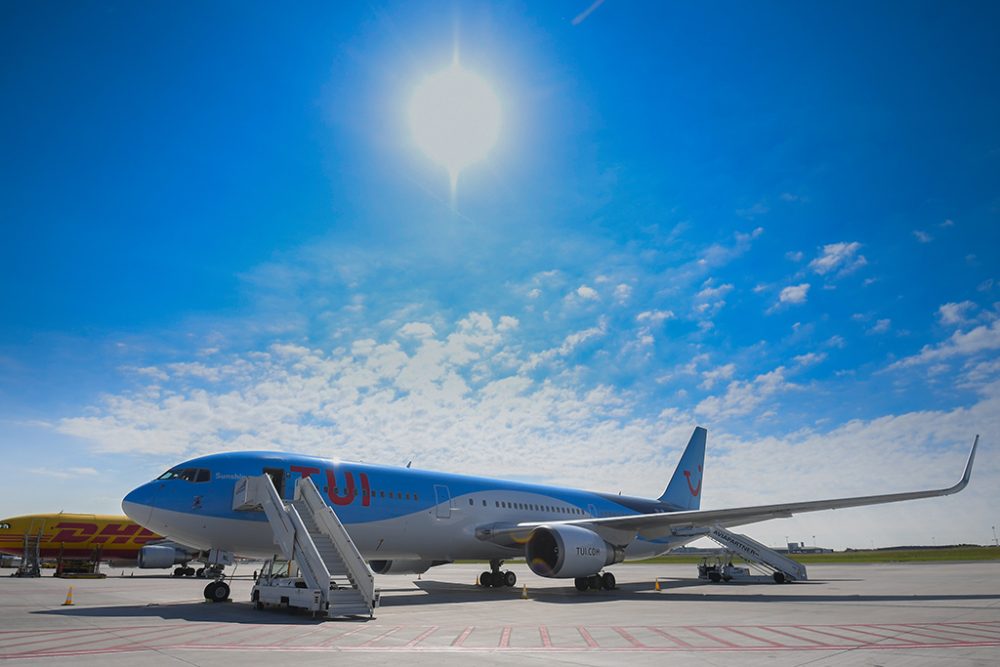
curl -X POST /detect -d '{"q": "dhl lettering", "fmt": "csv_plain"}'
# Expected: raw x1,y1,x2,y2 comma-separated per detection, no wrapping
51,522,97,543
134,528,158,545
325,466,371,507
91,523,140,545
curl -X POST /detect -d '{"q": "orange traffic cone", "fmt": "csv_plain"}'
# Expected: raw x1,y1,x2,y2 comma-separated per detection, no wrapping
654,579,661,591
62,586,74,606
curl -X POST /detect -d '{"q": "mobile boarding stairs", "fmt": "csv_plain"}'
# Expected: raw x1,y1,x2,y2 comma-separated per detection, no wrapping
686,525,808,584
233,475,379,618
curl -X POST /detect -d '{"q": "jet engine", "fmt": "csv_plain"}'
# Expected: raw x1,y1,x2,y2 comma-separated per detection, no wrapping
525,525,625,578
368,559,449,575
137,545,192,569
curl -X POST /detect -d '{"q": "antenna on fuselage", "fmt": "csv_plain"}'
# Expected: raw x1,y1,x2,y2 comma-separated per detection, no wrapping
406,461,412,468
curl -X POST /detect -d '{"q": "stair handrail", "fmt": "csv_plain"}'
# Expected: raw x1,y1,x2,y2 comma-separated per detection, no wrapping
283,502,333,600
242,475,298,563
294,476,377,610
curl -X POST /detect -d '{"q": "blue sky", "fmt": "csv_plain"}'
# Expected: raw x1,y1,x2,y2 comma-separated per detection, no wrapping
2,1,998,549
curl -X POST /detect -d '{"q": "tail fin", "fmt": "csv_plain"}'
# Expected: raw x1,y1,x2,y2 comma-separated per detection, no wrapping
658,426,707,510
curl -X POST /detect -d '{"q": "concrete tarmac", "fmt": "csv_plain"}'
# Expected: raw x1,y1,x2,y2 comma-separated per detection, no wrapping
2,561,999,665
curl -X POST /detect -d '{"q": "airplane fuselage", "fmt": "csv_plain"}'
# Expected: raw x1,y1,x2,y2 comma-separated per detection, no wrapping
122,451,690,563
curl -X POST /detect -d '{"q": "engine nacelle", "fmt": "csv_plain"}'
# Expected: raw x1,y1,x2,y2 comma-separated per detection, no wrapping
137,545,191,569
525,525,624,578
368,559,449,575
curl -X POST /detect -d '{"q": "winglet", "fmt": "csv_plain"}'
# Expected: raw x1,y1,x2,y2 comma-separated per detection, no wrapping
955,434,978,491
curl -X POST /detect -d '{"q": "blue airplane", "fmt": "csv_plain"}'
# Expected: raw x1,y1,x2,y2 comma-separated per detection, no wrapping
122,428,978,601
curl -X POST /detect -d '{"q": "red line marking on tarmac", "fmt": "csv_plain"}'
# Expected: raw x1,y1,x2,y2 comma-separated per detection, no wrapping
498,626,511,648
646,626,693,647
833,625,924,644
793,625,875,645
538,626,551,648
0,624,181,654
870,624,972,644
758,626,834,646
181,622,267,646
904,624,1000,642
577,627,599,648
100,621,235,654
451,626,474,647
960,622,1000,634
406,626,438,647
612,627,645,648
685,626,740,648
723,626,785,647
317,624,372,647
358,626,401,647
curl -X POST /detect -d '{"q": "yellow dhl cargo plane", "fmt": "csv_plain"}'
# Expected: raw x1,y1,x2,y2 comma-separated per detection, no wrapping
0,512,208,576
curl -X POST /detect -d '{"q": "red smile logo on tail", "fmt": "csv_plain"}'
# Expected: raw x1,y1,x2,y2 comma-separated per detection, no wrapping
683,465,703,497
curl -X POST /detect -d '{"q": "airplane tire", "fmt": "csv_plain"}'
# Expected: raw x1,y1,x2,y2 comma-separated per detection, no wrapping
503,571,516,587
480,571,492,587
205,581,230,602
773,572,786,584
601,572,616,590
708,572,721,583
574,577,589,592
173,567,185,577
196,568,205,578
589,574,602,590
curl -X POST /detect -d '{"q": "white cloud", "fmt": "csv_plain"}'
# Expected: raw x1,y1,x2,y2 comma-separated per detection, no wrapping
694,366,795,420
913,230,933,243
808,242,868,277
736,201,769,219
793,352,827,367
398,322,437,339
868,318,891,335
785,250,804,262
768,284,810,313
937,301,976,326
888,320,1000,370
694,279,734,317
27,467,99,479
636,310,675,324
613,284,632,304
576,285,599,300
699,363,736,390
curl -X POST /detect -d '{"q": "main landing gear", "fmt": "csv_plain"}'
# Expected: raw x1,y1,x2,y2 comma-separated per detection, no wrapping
574,572,616,591
479,560,517,588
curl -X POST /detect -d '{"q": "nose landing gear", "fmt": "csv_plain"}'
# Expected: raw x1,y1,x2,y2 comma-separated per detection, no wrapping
204,579,231,602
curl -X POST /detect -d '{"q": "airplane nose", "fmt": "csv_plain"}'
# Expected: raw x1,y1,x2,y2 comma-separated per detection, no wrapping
122,483,157,527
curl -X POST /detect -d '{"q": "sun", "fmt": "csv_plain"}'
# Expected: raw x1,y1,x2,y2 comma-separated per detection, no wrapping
408,63,501,192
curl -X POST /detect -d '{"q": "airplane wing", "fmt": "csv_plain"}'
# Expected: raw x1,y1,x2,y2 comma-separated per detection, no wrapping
482,435,978,545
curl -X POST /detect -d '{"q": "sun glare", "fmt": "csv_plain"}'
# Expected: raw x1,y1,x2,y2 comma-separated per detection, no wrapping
408,63,501,192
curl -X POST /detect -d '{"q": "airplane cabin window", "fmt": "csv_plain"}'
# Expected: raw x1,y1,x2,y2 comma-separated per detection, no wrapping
195,469,210,483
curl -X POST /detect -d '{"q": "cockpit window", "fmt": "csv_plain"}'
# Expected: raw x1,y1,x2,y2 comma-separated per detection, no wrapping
157,467,211,483
0,522,10,529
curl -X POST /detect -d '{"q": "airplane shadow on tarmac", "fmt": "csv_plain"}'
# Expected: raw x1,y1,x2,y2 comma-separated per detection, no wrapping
33,578,1000,622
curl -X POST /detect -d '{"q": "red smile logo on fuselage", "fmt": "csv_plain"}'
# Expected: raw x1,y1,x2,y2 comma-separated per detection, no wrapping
683,465,703,497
